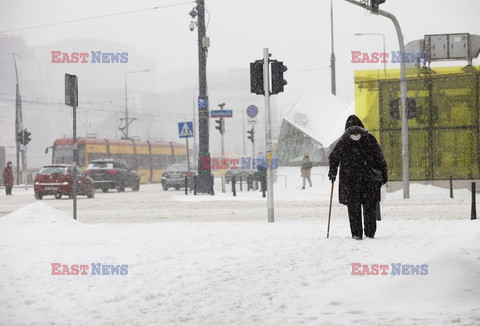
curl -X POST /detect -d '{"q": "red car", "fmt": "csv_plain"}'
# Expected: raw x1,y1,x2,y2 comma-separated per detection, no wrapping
34,164,95,200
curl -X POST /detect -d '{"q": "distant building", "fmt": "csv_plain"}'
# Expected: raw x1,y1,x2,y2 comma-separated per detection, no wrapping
355,65,480,181
276,85,353,166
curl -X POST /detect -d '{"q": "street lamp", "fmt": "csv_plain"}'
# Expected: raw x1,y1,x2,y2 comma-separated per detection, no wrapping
123,69,150,139
354,32,387,77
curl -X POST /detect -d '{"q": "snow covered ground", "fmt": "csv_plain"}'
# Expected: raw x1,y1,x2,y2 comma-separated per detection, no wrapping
0,167,479,325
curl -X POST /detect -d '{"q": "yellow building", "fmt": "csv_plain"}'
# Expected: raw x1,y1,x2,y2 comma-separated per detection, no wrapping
355,66,480,181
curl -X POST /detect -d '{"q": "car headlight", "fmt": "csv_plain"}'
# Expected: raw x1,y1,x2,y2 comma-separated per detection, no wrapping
63,181,69,185
34,181,39,185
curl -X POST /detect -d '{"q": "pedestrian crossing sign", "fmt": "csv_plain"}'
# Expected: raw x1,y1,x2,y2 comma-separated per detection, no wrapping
178,121,194,138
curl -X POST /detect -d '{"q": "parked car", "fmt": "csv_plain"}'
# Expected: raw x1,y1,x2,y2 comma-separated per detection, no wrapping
161,163,196,191
34,164,95,200
85,159,140,192
225,169,251,184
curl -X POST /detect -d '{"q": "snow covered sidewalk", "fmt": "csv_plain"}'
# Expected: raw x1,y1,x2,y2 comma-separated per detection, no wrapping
0,199,479,325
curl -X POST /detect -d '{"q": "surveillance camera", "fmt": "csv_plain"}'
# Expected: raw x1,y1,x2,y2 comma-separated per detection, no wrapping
189,21,196,32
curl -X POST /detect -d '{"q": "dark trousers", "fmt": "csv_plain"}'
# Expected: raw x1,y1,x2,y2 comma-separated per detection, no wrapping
5,186,12,195
347,201,377,238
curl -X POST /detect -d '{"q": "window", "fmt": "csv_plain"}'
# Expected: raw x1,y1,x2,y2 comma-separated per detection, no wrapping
39,166,68,175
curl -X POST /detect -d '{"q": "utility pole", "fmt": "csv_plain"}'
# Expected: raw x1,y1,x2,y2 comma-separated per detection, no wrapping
13,53,23,185
192,0,212,194
345,0,409,198
123,69,149,139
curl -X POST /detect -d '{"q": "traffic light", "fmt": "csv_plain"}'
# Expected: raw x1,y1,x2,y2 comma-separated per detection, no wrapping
23,129,31,145
250,60,264,95
215,118,224,134
407,98,417,119
271,60,288,95
16,130,23,144
371,0,386,13
247,127,255,143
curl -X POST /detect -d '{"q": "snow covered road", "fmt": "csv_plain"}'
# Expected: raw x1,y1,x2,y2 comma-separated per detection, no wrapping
0,167,479,325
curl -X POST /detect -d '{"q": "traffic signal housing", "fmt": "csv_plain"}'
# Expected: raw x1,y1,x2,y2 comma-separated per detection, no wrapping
16,130,23,144
371,0,386,13
215,118,225,134
271,60,288,95
250,60,264,95
247,127,255,143
23,129,31,145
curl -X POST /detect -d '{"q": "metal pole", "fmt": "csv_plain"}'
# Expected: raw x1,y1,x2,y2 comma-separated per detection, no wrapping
263,48,274,223
124,73,129,139
13,53,22,185
73,105,77,221
242,107,246,156
124,70,149,140
23,146,27,189
472,182,477,220
354,33,387,77
382,33,386,77
221,118,225,193
196,0,212,194
186,137,191,173
345,0,409,199
330,0,336,95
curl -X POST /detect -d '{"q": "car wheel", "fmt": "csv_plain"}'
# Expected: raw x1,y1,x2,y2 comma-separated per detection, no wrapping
35,193,43,200
132,182,140,192
87,188,95,198
116,182,125,192
174,186,180,191
102,188,109,193
55,193,62,199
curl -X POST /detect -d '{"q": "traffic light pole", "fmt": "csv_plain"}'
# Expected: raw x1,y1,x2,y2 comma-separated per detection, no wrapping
220,119,225,193
344,0,409,199
263,48,274,223
23,146,27,190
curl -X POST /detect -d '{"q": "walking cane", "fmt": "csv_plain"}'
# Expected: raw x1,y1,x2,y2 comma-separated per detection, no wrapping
327,180,334,238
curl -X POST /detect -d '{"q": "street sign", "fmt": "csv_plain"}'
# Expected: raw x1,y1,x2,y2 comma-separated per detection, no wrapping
246,105,258,118
210,110,233,118
178,121,194,138
198,97,207,109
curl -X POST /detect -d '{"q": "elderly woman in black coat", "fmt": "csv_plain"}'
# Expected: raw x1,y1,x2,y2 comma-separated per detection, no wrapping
328,115,387,240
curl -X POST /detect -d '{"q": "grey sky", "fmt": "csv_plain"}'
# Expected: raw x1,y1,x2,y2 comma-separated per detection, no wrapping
2,0,479,101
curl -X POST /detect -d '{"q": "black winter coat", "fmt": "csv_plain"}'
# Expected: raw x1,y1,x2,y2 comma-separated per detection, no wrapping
328,116,387,205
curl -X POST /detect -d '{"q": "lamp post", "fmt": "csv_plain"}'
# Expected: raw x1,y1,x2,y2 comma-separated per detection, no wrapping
346,0,409,199
12,53,23,185
123,69,150,139
354,32,387,77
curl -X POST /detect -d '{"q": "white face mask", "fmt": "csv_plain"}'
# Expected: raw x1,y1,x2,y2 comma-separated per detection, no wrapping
350,134,361,141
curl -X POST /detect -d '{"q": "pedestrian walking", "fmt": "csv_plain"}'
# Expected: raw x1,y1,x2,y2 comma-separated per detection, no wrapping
301,154,312,189
328,115,387,240
3,161,14,195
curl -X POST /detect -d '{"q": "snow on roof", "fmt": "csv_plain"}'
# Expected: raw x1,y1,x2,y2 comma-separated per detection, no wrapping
283,85,354,148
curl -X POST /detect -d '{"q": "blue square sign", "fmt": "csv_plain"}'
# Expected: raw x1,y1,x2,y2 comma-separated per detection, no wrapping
178,121,194,138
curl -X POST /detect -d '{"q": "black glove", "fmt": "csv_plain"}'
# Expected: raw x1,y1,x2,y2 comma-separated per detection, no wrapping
328,173,336,182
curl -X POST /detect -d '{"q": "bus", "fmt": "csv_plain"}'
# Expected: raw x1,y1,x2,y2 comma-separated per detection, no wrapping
49,138,187,184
